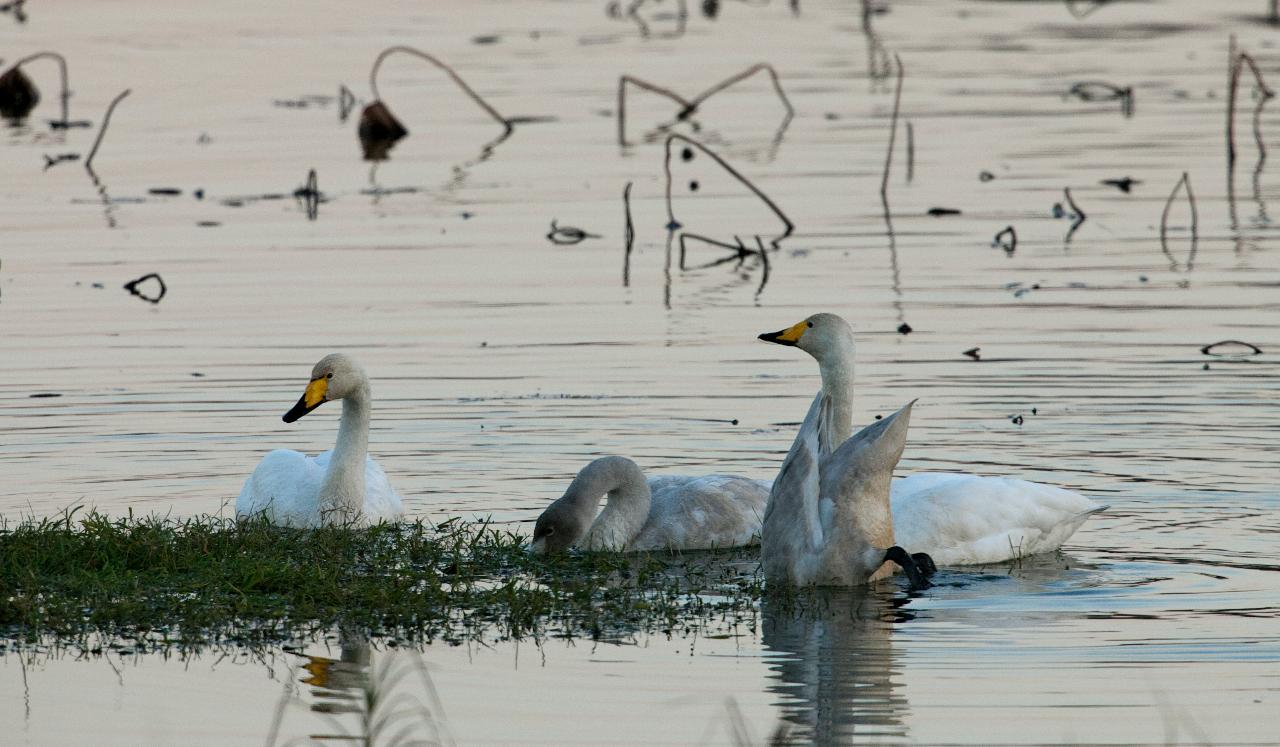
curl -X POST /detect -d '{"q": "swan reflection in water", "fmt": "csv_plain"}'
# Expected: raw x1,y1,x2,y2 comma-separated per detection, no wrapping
267,631,454,747
760,587,914,745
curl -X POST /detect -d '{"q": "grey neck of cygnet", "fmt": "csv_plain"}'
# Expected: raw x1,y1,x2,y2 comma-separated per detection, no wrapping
575,456,652,551
319,381,371,520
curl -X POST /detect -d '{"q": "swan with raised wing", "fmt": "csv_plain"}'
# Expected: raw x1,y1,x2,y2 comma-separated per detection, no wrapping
236,353,404,528
529,456,769,553
757,313,1105,583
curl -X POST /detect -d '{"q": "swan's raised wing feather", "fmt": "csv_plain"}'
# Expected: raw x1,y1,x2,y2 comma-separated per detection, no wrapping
763,392,831,578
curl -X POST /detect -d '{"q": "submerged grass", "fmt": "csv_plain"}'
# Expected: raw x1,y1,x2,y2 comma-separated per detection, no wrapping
0,509,765,654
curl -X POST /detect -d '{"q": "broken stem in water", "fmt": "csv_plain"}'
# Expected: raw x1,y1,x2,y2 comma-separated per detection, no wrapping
84,88,130,173
1226,36,1275,166
1160,171,1198,271
9,50,70,125
880,53,904,200
368,46,511,135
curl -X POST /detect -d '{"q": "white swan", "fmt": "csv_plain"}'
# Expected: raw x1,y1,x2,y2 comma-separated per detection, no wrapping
757,313,1106,584
528,456,770,553
236,353,404,528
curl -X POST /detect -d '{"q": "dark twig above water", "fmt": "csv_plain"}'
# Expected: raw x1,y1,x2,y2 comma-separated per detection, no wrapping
337,84,356,123
1226,37,1275,167
1160,172,1198,272
367,46,510,131
84,89,131,174
880,54,904,200
1062,187,1086,243
905,120,915,184
663,134,794,245
360,46,512,160
294,168,320,221
623,182,635,287
617,63,793,147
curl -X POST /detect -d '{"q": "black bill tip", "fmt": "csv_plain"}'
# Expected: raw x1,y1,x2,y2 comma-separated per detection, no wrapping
758,329,796,346
282,394,323,423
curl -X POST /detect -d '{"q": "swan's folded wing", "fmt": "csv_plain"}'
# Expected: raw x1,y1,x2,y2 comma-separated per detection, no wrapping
362,456,405,522
635,474,771,550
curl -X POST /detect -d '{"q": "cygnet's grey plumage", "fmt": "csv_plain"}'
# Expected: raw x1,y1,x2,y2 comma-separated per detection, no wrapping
529,456,769,553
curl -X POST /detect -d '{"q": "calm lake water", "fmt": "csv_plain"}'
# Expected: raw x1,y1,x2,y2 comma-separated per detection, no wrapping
2,0,1278,744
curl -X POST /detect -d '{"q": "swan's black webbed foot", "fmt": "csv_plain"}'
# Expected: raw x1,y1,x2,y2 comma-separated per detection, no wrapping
884,546,933,590
911,552,937,578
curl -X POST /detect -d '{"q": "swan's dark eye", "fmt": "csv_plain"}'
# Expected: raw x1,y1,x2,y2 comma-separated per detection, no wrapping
807,321,814,328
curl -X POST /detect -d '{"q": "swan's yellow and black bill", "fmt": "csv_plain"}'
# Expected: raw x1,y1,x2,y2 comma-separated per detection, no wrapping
758,320,808,346
282,378,328,423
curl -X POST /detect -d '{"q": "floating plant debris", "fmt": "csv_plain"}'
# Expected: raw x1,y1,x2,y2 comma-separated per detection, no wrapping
123,272,166,304
1010,414,1024,425
147,188,182,196
1067,80,1133,117
546,220,600,245
28,392,61,398
1200,340,1262,357
0,0,27,23
897,323,913,335
993,225,1017,254
927,207,961,216
979,170,995,181
963,347,981,360
1101,177,1140,193
42,153,79,170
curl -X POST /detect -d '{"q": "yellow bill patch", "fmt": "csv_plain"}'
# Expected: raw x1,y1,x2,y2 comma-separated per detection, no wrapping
303,377,328,408
775,320,809,343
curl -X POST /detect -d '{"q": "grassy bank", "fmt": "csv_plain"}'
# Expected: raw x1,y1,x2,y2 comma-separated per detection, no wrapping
0,509,765,652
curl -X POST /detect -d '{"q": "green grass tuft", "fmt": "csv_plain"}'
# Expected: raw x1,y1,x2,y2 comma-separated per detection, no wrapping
0,509,766,654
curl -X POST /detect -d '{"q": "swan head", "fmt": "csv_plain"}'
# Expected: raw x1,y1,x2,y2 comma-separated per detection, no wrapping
757,313,854,363
529,456,648,555
529,498,591,555
282,353,368,423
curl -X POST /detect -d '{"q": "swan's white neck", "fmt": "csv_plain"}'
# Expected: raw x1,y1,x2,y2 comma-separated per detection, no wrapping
817,339,856,448
318,382,370,521
577,457,651,550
